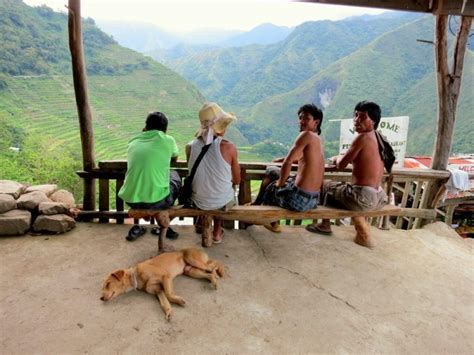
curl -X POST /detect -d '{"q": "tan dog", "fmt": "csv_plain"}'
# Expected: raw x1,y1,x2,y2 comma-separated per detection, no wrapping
100,248,225,320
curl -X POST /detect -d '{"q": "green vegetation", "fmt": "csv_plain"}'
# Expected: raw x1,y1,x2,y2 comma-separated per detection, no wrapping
1,1,472,207
163,13,421,109
0,0,211,201
240,16,473,157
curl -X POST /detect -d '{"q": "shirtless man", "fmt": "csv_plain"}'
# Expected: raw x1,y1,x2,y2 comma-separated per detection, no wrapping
306,101,387,248
253,104,324,227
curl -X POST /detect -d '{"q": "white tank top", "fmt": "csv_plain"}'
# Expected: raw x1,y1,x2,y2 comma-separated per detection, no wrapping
188,137,234,210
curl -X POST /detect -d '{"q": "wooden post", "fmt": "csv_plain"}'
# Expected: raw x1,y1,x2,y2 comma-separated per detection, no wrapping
431,15,472,170
67,0,96,211
423,15,472,213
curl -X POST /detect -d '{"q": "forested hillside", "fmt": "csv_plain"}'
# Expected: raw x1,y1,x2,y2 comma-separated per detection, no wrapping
240,15,473,157
0,0,216,197
160,12,422,109
1,0,472,201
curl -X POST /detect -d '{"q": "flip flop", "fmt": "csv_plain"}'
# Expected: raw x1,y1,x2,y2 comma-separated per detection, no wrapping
150,226,161,235
166,227,179,240
126,225,146,241
305,224,333,236
212,230,224,244
264,223,281,233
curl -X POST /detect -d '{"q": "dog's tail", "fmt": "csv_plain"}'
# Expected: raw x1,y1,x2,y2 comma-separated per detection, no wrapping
213,260,225,278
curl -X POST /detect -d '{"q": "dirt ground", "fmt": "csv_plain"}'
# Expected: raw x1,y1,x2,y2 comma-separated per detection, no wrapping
1,221,473,354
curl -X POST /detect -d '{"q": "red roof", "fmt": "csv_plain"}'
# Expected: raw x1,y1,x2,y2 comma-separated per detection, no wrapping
404,156,474,172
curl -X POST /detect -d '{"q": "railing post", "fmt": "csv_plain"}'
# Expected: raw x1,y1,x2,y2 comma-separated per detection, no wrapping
238,166,252,229
116,179,124,224
99,179,109,223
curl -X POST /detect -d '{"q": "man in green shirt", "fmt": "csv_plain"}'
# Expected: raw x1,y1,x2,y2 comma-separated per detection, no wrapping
118,111,181,241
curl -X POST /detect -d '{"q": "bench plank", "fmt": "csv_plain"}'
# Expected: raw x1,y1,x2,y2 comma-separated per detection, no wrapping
129,205,401,225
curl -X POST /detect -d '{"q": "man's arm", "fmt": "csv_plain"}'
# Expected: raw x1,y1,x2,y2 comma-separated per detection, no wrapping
170,136,179,164
275,132,308,187
185,143,191,162
336,134,364,169
229,145,241,185
220,141,241,185
272,156,300,164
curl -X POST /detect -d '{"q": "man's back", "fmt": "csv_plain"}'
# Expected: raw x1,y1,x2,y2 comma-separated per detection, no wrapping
351,131,384,188
187,137,239,210
294,131,324,192
119,130,178,203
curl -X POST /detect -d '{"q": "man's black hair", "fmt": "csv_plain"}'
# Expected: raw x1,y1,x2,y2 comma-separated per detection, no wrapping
298,103,323,135
145,111,168,132
354,101,381,129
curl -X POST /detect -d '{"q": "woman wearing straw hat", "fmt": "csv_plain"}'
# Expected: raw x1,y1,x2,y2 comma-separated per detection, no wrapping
185,102,241,244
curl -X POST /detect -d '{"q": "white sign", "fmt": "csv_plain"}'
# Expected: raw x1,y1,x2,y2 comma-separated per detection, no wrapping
339,116,409,168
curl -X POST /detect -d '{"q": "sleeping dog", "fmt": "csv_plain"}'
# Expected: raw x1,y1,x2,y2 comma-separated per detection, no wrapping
100,248,225,320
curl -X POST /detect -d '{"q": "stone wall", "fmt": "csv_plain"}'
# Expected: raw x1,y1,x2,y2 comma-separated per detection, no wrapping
0,180,76,236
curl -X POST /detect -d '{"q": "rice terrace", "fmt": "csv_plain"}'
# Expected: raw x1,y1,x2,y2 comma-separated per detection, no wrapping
1,0,473,353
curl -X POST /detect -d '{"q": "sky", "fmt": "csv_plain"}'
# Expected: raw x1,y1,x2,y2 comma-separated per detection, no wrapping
23,0,387,33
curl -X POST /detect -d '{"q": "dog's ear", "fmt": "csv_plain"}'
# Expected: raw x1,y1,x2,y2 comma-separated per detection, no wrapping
111,270,125,281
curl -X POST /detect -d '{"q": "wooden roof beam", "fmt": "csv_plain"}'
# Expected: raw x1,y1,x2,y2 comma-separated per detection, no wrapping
297,1,474,16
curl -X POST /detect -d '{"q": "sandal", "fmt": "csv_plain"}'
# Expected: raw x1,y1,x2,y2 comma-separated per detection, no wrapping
150,226,161,235
264,222,281,233
212,230,224,244
126,225,146,241
166,227,179,240
305,224,333,236
150,226,179,240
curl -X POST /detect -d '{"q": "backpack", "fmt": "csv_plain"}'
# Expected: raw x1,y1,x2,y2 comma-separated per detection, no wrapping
375,130,396,173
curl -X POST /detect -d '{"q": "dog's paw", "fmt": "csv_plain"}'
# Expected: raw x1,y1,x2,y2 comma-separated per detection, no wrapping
165,310,172,321
211,276,218,290
175,297,186,306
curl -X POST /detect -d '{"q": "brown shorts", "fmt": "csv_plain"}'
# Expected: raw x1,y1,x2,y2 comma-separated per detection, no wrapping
321,181,387,211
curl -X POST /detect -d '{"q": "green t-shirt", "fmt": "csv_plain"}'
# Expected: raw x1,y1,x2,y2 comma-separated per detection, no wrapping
118,130,179,204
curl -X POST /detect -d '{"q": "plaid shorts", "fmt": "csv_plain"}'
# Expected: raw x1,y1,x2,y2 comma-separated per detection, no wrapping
263,177,319,212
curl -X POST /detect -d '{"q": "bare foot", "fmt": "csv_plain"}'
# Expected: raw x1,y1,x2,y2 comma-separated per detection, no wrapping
354,235,375,249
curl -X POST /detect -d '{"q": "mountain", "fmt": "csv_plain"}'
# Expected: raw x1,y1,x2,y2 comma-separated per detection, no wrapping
1,0,245,196
219,23,292,47
240,15,473,157
163,12,422,109
96,20,181,52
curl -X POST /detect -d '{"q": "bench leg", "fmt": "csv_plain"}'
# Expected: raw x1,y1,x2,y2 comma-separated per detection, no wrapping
202,215,213,248
155,211,174,254
352,216,375,249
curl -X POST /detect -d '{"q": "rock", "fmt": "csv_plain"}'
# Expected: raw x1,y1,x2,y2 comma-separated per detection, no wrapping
33,214,76,234
16,191,50,210
49,190,75,208
38,202,70,215
25,184,58,197
0,209,31,236
0,194,17,214
0,180,26,199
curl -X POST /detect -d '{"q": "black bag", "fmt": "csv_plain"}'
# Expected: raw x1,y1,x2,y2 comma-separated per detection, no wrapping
178,141,214,207
375,130,396,173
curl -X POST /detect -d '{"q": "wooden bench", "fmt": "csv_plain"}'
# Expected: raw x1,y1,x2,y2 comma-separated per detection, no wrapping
129,204,401,253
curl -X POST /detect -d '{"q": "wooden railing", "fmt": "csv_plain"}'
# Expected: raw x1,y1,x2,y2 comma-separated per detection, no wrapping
76,161,450,229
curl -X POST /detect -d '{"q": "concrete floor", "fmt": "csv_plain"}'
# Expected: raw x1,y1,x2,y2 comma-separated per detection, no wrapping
1,221,473,354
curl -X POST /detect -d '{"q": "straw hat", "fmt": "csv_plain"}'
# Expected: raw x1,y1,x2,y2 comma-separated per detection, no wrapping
196,102,236,143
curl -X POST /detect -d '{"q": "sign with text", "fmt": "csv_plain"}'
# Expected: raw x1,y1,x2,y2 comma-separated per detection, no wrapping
339,116,409,168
